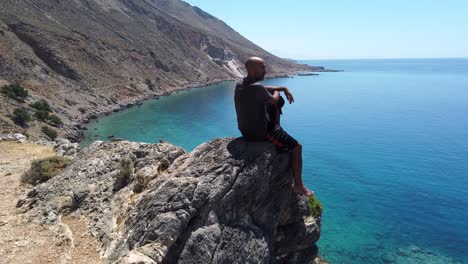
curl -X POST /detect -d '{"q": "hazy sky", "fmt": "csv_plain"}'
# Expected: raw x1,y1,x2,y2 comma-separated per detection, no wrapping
183,0,468,60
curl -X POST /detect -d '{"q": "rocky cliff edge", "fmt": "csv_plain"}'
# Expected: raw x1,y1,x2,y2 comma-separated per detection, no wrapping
17,138,321,263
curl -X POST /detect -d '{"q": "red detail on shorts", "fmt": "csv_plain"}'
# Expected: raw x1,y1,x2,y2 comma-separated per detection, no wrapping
267,133,285,148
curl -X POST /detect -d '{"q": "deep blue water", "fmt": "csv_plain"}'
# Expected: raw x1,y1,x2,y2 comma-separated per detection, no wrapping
82,58,468,263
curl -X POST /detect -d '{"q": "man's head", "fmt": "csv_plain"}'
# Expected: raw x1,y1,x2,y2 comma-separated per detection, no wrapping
245,57,266,81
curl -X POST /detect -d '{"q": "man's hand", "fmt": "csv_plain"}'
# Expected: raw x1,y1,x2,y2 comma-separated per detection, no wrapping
265,86,295,103
284,89,294,104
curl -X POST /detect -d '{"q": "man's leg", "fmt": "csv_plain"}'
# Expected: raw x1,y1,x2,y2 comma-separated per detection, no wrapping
291,143,314,197
267,128,314,197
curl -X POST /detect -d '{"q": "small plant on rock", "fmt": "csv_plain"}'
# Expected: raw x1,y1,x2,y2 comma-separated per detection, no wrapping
34,110,50,121
78,107,86,114
48,114,63,127
12,107,31,127
133,171,149,193
21,156,71,185
145,79,155,91
41,126,58,140
308,196,323,218
1,84,28,102
114,158,134,192
30,99,52,112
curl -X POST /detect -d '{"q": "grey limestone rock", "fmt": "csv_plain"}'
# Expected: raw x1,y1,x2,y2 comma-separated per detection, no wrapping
17,138,320,263
0,133,27,143
54,137,81,158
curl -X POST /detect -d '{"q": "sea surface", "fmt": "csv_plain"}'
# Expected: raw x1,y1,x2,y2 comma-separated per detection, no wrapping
82,58,468,264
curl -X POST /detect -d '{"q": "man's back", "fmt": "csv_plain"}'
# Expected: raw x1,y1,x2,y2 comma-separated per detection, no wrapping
234,78,273,141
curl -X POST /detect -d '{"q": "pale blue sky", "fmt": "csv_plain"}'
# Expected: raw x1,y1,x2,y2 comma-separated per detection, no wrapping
183,0,468,59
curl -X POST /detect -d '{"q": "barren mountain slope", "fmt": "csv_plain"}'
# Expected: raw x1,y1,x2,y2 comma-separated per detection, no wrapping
0,0,315,140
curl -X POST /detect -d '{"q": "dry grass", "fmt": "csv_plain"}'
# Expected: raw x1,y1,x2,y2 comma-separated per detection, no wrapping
0,141,55,166
0,141,103,263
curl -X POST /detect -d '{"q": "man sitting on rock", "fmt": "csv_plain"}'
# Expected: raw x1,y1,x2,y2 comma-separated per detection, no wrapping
234,56,314,197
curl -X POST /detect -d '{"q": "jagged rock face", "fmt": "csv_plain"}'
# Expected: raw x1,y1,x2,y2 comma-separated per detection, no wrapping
0,0,313,137
17,138,320,263
17,140,187,250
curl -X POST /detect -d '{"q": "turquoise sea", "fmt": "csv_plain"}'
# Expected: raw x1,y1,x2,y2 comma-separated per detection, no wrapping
82,58,468,263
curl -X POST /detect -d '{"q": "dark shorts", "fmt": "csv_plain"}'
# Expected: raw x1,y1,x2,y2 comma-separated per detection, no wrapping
266,127,298,153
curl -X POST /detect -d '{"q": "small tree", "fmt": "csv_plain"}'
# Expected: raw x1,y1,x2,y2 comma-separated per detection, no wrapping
34,110,50,121
12,108,31,127
30,100,52,112
48,114,63,127
145,79,155,91
1,84,28,102
41,126,58,140
21,156,71,185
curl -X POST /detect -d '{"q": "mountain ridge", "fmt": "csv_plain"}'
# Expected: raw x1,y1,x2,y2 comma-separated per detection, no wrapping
0,0,318,141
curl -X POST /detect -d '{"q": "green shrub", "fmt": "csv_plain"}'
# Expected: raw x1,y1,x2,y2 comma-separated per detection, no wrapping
34,110,50,121
1,84,28,102
48,114,63,127
41,126,57,140
78,107,86,114
12,108,31,127
114,158,134,192
157,157,170,173
308,196,323,218
145,79,155,91
133,171,149,193
30,100,52,112
21,156,71,185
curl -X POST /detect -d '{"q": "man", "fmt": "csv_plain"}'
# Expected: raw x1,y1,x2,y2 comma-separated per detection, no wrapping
234,57,314,197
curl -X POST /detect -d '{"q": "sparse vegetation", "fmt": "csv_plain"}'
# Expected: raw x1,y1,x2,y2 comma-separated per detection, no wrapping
114,158,134,192
158,157,170,173
308,196,323,218
78,107,87,114
48,114,63,127
21,156,71,185
133,171,149,193
30,100,52,112
41,126,58,140
34,110,50,121
145,79,155,91
29,99,62,126
1,84,28,102
12,108,31,127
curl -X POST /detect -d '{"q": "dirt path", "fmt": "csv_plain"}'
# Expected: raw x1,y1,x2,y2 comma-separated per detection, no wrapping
0,141,102,264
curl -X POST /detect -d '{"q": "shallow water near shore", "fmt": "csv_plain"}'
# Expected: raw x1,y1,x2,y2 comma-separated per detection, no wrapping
82,58,468,263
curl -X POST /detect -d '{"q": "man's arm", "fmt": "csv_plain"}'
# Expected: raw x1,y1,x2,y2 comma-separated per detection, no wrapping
265,86,294,104
269,90,280,104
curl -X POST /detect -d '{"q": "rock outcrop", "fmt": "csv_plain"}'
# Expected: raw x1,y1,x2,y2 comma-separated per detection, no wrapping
0,133,28,143
17,138,321,263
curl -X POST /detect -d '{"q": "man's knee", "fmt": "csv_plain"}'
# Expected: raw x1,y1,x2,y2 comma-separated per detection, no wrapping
293,142,302,152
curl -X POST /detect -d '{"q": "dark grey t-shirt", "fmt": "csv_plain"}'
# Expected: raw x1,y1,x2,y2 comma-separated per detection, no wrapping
234,78,273,141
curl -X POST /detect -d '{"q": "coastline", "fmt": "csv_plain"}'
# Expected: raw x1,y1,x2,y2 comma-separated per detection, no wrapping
66,77,235,143
70,70,331,144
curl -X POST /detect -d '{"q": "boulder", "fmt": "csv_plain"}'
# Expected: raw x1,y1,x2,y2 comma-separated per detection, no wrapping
0,133,27,143
54,137,81,158
17,138,320,263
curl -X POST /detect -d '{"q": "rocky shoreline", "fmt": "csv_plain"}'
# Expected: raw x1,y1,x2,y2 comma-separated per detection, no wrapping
68,69,338,144
66,74,286,143
64,77,236,143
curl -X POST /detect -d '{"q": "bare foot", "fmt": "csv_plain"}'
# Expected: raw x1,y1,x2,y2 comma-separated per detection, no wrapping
293,185,314,197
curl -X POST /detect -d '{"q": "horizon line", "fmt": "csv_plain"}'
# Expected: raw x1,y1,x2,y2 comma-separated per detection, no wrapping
290,56,468,61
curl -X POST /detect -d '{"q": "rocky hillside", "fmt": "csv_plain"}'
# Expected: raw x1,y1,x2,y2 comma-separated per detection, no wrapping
17,138,322,263
0,0,316,140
